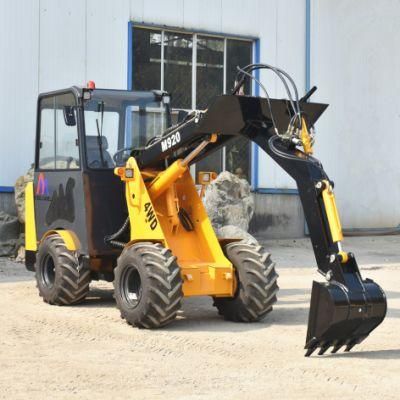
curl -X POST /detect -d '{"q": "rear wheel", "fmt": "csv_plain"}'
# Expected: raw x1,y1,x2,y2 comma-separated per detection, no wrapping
214,240,279,322
114,242,183,328
35,234,91,305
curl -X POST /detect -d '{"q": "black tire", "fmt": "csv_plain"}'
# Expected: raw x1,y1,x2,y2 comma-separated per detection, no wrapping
214,240,279,322
114,242,183,329
35,234,91,305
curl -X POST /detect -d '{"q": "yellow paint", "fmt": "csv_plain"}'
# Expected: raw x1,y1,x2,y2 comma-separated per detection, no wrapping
25,182,38,251
25,182,81,253
209,133,218,143
164,186,180,232
198,171,218,197
300,117,313,155
114,166,135,181
117,157,235,297
198,171,217,185
122,157,166,243
321,180,344,243
42,230,81,251
147,159,187,200
338,251,349,263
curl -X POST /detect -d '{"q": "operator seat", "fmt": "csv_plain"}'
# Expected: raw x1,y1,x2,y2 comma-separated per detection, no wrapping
86,135,114,168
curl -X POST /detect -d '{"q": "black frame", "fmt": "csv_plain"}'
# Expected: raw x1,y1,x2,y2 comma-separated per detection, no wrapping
30,86,386,355
35,87,85,173
33,87,156,259
133,93,386,354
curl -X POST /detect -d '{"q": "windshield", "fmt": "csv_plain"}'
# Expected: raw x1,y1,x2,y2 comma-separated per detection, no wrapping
83,89,168,169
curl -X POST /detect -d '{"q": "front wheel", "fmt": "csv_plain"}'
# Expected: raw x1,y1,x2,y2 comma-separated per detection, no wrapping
114,242,183,329
214,240,279,322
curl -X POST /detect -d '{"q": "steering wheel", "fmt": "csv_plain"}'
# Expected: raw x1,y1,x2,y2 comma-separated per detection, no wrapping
89,159,101,168
113,147,133,164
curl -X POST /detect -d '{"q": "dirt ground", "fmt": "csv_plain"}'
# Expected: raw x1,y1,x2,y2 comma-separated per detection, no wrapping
1,235,400,400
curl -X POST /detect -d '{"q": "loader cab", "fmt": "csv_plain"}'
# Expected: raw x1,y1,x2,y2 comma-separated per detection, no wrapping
82,88,171,169
34,86,170,261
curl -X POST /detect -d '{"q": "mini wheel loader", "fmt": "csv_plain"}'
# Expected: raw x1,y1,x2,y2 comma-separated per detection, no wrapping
25,64,387,356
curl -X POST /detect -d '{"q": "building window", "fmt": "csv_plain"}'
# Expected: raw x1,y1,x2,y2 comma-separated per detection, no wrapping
164,32,193,110
130,25,254,182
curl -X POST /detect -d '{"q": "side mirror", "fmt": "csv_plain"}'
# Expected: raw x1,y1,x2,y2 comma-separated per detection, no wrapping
63,106,76,126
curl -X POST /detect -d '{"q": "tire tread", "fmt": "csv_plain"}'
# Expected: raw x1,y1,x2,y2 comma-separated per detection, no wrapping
114,242,183,329
214,240,279,322
35,234,91,305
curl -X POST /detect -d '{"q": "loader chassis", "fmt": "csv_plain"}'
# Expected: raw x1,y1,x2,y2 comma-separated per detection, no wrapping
25,67,386,356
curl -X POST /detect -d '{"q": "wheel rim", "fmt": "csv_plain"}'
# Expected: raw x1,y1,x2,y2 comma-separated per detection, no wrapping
121,266,142,308
41,254,56,288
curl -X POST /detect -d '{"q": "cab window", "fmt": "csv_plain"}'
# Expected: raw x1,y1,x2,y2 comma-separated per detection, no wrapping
84,108,119,169
83,90,168,169
38,93,80,170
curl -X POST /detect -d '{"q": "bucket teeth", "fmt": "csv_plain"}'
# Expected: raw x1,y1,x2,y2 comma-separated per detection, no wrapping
345,341,357,352
304,347,316,357
318,342,331,355
305,338,360,356
331,340,344,354
304,338,319,357
305,278,386,357
304,347,317,357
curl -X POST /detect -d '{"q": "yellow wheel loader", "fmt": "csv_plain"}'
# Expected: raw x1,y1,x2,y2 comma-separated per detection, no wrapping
25,64,386,356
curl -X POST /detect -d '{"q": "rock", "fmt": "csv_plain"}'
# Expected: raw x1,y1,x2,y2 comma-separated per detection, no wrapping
0,211,21,257
203,171,258,244
7,165,33,259
14,166,34,224
0,211,20,240
0,239,18,257
14,243,26,263
13,233,26,263
216,225,259,245
203,171,254,231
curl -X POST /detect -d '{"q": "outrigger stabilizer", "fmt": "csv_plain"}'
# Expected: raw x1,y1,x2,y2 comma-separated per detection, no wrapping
130,64,387,356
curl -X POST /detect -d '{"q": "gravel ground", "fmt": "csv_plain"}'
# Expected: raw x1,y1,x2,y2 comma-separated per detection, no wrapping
0,235,400,399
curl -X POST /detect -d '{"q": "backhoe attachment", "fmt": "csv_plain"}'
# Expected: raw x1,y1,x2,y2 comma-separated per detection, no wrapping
129,66,387,355
306,266,386,356
303,183,386,356
222,95,387,356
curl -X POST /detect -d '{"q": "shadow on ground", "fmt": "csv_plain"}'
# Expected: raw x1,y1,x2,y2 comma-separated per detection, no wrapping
73,286,309,332
327,348,400,360
75,287,115,309
161,296,309,333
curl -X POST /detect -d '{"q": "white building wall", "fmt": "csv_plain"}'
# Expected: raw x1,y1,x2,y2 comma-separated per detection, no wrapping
129,0,400,229
3,0,392,229
256,0,306,190
311,0,400,228
86,0,130,89
39,1,86,92
0,0,306,189
0,0,39,187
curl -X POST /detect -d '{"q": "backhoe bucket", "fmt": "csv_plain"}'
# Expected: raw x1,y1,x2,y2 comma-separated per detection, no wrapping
305,278,386,356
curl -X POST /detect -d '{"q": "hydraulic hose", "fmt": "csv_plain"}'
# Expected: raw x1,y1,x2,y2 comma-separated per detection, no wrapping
234,63,300,118
104,216,130,248
236,67,279,135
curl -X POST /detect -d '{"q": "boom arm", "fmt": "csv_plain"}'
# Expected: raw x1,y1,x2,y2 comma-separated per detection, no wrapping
132,93,386,356
134,94,341,277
